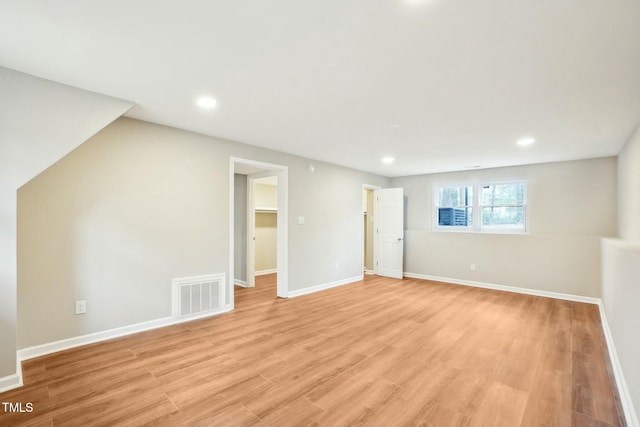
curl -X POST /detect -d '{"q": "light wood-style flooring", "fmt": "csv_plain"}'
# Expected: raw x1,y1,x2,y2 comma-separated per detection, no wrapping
0,274,626,426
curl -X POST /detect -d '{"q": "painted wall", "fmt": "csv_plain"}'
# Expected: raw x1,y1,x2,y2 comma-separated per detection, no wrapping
0,192,17,380
0,67,132,384
254,183,277,209
254,183,278,273
602,123,640,424
390,157,617,297
17,117,388,348
364,189,374,270
233,174,247,283
255,212,277,272
618,125,640,244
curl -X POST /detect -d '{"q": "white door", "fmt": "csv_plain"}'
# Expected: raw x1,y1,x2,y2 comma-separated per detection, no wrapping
374,188,404,279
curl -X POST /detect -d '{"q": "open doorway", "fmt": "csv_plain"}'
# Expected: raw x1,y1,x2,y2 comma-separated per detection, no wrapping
253,176,278,279
229,158,288,308
363,184,380,275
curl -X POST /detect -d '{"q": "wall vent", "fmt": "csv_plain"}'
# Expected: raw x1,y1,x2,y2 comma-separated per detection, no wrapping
172,273,225,319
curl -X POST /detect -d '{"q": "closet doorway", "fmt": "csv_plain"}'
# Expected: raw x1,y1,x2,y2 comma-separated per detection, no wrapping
248,175,278,286
230,158,288,307
363,184,380,274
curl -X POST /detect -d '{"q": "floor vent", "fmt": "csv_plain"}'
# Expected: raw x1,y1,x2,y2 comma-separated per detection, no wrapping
172,273,225,319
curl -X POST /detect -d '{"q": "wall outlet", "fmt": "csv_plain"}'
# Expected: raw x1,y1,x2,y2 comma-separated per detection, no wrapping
75,300,87,315
470,264,476,271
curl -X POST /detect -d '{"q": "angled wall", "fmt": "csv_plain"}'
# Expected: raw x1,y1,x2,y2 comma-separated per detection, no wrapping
0,67,132,388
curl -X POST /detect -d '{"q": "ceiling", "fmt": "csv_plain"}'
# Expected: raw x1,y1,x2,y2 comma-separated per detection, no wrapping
1,0,640,178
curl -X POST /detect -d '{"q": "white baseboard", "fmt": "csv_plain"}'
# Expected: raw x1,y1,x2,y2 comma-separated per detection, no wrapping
0,370,22,394
17,305,233,362
287,275,363,298
364,269,375,275
0,356,24,393
234,279,248,287
255,269,277,276
598,303,639,427
403,272,600,305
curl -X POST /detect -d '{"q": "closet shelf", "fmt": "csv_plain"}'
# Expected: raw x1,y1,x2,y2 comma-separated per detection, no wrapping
255,207,277,213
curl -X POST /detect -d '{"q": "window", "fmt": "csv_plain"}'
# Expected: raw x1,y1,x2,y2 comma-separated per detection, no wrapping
436,185,473,228
434,180,527,233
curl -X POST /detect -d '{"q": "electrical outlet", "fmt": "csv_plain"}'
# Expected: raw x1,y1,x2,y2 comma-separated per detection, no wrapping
470,264,476,271
75,300,87,315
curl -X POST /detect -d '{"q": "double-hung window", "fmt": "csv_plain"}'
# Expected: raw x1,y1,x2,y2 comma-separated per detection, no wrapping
434,180,527,233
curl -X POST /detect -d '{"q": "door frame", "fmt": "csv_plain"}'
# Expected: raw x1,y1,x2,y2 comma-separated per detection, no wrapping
230,157,288,307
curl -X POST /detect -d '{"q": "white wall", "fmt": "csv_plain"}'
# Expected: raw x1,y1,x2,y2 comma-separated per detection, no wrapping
17,117,388,349
0,67,132,384
254,183,278,272
390,157,617,297
255,212,277,272
602,123,640,425
618,125,640,244
0,192,17,381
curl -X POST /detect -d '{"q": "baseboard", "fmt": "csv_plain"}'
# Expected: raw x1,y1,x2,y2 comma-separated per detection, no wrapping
0,369,23,394
255,269,277,276
598,303,639,427
17,305,233,362
287,274,363,298
234,279,248,287
364,269,375,275
403,272,601,305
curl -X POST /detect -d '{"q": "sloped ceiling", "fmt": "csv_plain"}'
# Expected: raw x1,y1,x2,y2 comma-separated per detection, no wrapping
1,1,639,177
0,67,134,190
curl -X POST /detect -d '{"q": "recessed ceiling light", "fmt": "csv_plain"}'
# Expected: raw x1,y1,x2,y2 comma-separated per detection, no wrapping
517,137,535,146
382,157,395,164
196,96,217,109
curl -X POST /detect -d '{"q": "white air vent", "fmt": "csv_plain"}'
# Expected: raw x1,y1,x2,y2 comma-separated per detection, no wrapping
172,273,225,319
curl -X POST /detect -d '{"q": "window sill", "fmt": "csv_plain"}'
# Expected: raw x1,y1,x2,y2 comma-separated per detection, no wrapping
433,227,529,236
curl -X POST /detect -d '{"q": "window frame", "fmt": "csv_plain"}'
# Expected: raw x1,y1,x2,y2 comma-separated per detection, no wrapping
433,179,529,234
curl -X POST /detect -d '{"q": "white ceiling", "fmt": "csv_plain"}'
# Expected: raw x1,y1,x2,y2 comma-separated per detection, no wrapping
1,0,639,177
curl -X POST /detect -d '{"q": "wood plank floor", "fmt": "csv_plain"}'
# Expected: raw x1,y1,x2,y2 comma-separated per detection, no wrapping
0,274,626,427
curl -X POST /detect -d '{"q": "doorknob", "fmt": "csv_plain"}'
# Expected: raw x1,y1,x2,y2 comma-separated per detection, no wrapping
397,237,403,241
